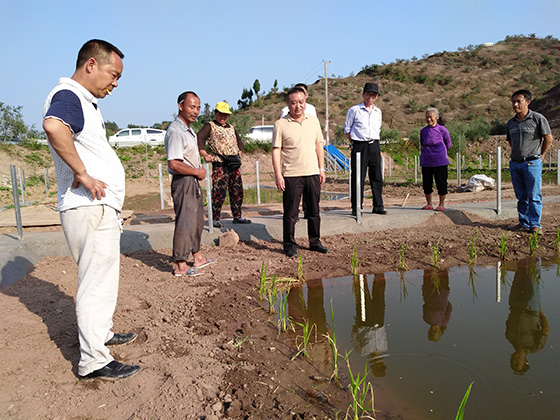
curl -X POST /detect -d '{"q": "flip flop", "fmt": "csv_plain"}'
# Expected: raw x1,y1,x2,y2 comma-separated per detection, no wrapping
193,257,216,269
435,206,446,211
173,266,204,277
422,205,434,210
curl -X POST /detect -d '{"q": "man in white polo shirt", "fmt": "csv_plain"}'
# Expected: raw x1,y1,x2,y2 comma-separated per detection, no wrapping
43,39,141,381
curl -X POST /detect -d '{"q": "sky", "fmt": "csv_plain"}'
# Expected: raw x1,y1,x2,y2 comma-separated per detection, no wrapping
1,0,560,131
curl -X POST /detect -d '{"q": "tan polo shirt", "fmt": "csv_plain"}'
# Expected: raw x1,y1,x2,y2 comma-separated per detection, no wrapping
272,114,324,177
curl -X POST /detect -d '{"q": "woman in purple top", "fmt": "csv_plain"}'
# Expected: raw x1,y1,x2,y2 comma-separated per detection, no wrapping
420,107,451,211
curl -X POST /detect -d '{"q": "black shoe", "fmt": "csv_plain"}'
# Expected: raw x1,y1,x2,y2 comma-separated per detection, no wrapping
233,217,251,224
105,332,138,346
310,244,329,254
285,249,298,258
79,360,141,381
372,209,387,215
213,220,224,228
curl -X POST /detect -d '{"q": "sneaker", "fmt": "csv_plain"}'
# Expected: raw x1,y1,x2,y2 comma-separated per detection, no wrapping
105,332,137,346
233,217,251,224
213,220,224,228
79,361,141,381
507,223,527,231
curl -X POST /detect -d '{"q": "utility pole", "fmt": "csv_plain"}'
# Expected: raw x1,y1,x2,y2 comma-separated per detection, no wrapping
324,60,331,144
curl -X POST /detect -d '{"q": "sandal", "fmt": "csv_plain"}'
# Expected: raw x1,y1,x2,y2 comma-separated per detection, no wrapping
435,206,445,211
422,205,434,210
193,257,216,269
173,266,204,277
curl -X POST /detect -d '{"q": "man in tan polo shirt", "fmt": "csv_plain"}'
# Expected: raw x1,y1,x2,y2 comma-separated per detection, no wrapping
272,86,328,258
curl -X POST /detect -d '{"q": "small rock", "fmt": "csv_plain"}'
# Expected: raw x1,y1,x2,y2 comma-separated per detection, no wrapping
219,229,239,247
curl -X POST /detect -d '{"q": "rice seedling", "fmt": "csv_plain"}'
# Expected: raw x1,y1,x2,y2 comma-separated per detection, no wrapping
468,229,479,265
277,291,294,333
399,271,408,300
454,381,474,420
499,231,508,260
291,318,315,360
468,266,479,302
529,231,540,257
556,228,560,254
296,252,305,281
323,299,347,384
396,239,408,272
345,358,376,420
258,260,268,300
350,243,365,276
232,335,251,349
265,274,279,314
431,240,441,268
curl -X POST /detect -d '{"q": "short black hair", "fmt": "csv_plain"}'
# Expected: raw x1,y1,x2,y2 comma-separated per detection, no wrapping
294,83,308,91
177,91,199,104
512,89,532,102
76,39,124,69
287,86,306,99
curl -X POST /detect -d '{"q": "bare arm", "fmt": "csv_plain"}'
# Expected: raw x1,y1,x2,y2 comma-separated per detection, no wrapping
316,141,326,185
541,134,553,156
272,147,284,191
42,118,107,200
168,159,206,180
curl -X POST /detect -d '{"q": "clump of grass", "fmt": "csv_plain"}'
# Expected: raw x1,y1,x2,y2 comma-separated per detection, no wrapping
499,231,508,260
277,291,293,333
468,229,479,265
324,299,347,384
431,240,441,268
556,228,560,254
292,319,315,360
396,239,408,272
345,358,376,420
350,243,365,276
528,231,540,256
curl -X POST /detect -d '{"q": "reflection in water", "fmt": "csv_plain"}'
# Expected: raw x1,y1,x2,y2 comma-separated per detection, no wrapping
422,268,452,342
287,278,332,373
351,273,387,377
505,258,550,374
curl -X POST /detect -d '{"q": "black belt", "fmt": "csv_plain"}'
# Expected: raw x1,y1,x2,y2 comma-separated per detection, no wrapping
511,155,541,163
353,139,379,144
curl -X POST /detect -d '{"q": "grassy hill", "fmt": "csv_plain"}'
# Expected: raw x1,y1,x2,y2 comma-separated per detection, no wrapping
237,35,560,141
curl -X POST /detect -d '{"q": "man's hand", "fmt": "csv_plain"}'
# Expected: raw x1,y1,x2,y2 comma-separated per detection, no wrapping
319,171,326,185
196,167,207,181
275,174,285,191
73,171,107,200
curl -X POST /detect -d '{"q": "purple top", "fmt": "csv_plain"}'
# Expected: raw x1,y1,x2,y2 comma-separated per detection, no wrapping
420,124,451,167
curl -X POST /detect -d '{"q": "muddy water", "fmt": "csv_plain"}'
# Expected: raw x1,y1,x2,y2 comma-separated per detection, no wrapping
290,258,560,419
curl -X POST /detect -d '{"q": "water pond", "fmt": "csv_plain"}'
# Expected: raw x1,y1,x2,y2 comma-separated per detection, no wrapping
287,258,560,419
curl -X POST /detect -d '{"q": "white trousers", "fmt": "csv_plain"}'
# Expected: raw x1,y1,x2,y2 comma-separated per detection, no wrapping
60,205,121,376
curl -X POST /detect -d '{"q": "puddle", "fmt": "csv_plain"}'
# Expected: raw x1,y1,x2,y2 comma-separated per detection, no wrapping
288,258,560,419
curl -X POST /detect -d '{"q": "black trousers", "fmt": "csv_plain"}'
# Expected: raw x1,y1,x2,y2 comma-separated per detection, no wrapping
283,175,322,252
350,141,384,213
421,165,448,196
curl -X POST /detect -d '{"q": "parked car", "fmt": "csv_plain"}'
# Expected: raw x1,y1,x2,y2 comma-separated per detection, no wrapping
108,128,166,148
245,125,273,142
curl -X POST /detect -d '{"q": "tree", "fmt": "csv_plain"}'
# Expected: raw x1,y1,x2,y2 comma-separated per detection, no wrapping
271,79,278,94
237,87,253,109
0,102,27,143
253,79,261,99
198,103,213,125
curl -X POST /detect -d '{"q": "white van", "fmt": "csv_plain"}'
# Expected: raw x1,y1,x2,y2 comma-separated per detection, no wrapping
108,128,166,148
245,125,273,142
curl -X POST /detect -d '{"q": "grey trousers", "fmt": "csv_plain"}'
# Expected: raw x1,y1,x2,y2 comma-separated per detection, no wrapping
171,175,204,262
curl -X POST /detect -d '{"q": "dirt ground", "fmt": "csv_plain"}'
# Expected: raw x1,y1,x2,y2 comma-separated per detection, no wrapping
2,152,560,419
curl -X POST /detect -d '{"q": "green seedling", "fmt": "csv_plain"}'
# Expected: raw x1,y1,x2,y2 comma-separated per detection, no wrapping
499,231,508,260
399,271,408,300
556,228,560,254
296,252,305,281
529,231,540,257
292,319,315,360
258,260,268,301
396,239,409,272
455,381,474,420
468,266,479,302
232,336,251,349
350,243,365,276
323,299,346,384
431,240,441,268
468,229,479,265
277,291,293,333
265,274,279,314
346,358,376,420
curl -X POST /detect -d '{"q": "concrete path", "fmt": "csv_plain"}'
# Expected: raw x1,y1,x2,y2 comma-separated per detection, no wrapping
2,196,559,288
